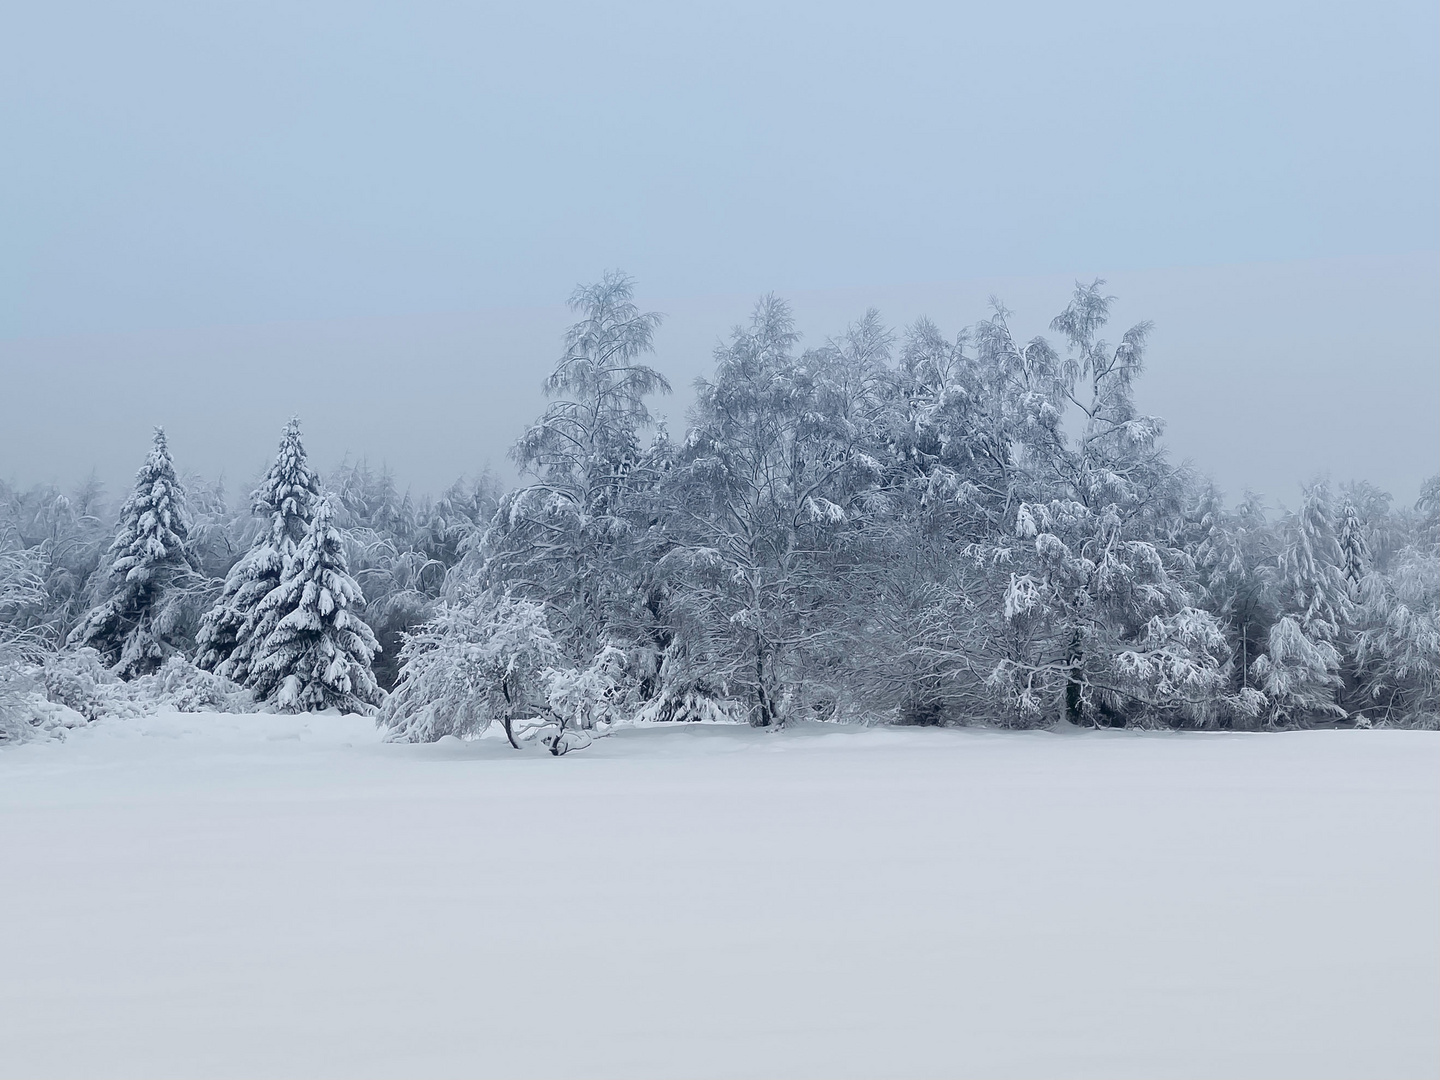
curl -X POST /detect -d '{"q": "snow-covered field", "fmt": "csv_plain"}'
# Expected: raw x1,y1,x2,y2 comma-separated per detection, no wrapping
1,716,1436,1080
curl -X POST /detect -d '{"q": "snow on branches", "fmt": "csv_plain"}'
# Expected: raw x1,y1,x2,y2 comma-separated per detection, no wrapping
8,275,1438,736
69,428,203,679
252,498,382,714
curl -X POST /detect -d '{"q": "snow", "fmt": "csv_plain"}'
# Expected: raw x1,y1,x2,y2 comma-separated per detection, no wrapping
1,717,1436,1079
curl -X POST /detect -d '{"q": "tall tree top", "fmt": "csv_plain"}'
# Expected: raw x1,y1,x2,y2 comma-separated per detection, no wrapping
514,271,670,480
253,416,321,550
109,427,190,576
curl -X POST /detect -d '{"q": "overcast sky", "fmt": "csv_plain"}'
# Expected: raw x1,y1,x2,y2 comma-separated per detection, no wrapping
2,1,1437,505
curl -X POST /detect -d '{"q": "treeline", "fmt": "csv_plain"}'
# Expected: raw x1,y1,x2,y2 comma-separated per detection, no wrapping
3,273,1436,744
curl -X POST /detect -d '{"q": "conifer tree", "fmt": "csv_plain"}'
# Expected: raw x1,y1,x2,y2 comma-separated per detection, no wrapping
70,428,197,678
1338,496,1369,601
1251,615,1345,725
252,498,382,713
1255,482,1352,722
1274,481,1350,644
196,418,321,687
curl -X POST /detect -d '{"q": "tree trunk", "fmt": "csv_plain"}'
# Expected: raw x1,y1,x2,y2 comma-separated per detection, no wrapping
1064,630,1084,725
500,679,522,749
753,633,775,727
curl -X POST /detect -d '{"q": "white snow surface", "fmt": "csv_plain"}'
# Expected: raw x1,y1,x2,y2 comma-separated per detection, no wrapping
1,714,1436,1080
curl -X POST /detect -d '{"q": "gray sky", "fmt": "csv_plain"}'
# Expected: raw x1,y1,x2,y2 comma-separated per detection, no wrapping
2,1,1437,505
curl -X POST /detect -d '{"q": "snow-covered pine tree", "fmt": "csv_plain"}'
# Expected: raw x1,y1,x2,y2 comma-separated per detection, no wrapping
251,497,382,713
1253,482,1353,723
1338,496,1369,602
1274,481,1350,644
69,428,198,678
1190,489,1278,691
1251,615,1345,725
196,417,321,688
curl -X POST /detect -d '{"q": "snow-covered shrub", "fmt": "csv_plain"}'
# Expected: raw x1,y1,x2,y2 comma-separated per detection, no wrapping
0,652,36,742
531,646,627,754
1,655,88,744
42,648,136,722
378,592,560,744
128,656,258,714
39,648,255,723
633,685,744,724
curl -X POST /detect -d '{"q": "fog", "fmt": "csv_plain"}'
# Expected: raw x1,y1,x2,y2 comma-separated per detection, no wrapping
3,1,1437,502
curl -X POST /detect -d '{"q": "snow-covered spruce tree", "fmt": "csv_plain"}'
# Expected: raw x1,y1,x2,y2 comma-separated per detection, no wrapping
251,498,382,713
378,590,559,746
1251,616,1345,725
196,417,321,687
1188,487,1279,697
69,428,201,678
1338,495,1369,602
1273,481,1351,646
1255,481,1352,724
1350,480,1440,727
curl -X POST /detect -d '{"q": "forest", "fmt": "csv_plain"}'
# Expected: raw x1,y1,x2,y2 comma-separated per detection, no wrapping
3,274,1437,747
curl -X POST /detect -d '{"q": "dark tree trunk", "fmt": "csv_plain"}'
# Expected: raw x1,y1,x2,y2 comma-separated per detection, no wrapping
753,634,776,727
1064,630,1084,725
500,679,522,749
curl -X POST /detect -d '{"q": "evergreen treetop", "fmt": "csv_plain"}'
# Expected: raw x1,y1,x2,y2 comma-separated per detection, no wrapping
69,428,196,678
196,417,321,682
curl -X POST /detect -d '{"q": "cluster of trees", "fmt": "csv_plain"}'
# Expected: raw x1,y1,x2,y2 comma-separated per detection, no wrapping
0,423,495,729
3,273,1436,743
